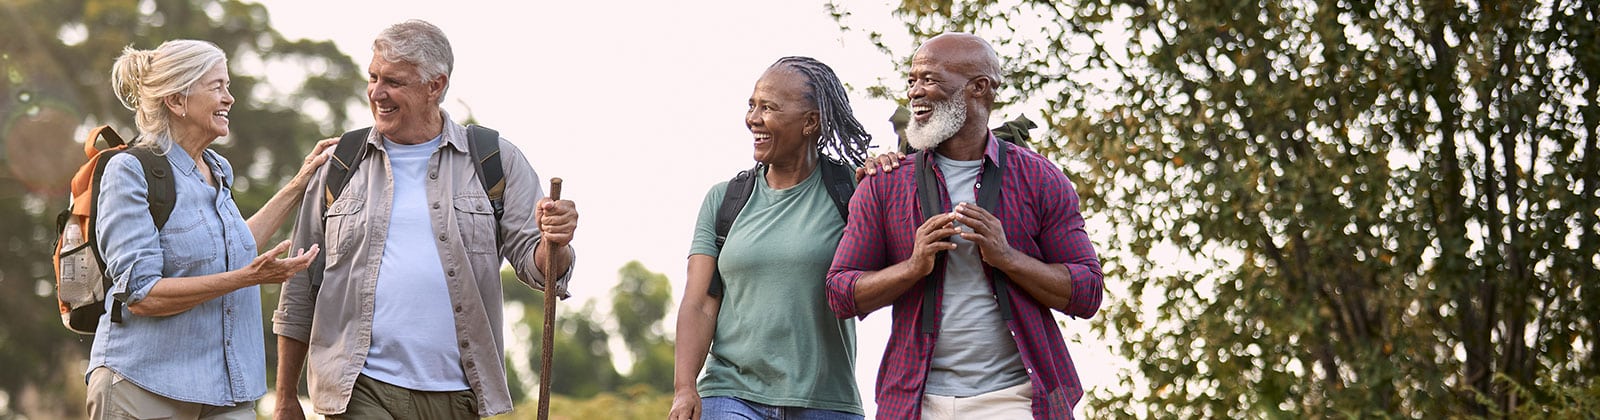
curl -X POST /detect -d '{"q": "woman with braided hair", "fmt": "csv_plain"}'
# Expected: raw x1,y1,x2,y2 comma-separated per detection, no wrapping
670,57,894,420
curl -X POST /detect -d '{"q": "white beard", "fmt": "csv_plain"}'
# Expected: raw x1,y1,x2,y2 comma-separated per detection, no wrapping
905,93,968,151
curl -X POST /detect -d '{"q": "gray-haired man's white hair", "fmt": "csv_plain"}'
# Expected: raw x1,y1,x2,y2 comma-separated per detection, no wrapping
373,19,454,104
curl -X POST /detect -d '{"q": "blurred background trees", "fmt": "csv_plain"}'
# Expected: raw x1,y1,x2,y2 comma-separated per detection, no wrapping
832,0,1600,417
500,261,674,418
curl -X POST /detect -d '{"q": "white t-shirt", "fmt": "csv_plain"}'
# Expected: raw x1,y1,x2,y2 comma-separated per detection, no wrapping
363,135,469,391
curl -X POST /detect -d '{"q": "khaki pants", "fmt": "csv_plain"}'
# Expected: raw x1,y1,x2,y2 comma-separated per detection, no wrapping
921,381,1034,420
86,367,255,420
331,374,477,420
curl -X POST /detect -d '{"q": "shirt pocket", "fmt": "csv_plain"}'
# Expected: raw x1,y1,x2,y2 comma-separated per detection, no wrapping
159,209,219,272
453,194,498,257
324,198,365,261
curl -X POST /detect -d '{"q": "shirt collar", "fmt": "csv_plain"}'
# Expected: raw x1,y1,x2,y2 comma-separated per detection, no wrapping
923,130,1004,166
161,143,211,177
438,110,471,153
365,109,468,152
981,130,1003,165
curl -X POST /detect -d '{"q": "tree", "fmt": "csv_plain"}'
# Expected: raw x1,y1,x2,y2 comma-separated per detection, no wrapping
504,261,676,400
611,261,674,393
502,270,621,401
832,0,1600,416
0,0,363,417
549,302,624,398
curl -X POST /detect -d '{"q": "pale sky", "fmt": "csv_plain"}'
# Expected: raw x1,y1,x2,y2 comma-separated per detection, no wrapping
260,1,1123,417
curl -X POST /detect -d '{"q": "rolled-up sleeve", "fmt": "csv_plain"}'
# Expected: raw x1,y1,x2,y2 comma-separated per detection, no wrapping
1040,172,1103,319
97,154,165,305
495,140,575,298
272,162,328,343
826,176,886,320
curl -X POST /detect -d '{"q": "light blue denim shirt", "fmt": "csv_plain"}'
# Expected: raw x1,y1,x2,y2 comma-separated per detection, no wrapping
89,145,265,406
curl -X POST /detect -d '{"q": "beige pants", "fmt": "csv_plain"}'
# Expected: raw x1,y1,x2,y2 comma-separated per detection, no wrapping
86,367,256,420
921,381,1034,420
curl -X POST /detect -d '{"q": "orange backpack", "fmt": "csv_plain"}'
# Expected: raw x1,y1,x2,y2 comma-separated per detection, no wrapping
54,126,173,334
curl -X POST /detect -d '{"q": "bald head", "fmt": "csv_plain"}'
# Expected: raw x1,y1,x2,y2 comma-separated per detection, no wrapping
904,33,1005,155
913,33,1002,97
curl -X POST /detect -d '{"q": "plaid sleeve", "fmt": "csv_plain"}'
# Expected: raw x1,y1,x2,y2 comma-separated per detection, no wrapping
826,174,889,319
1037,163,1104,319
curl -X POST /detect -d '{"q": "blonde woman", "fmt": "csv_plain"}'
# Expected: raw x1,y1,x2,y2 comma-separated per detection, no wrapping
87,39,334,419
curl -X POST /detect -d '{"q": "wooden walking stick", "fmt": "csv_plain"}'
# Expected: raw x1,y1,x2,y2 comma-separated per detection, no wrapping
538,178,562,420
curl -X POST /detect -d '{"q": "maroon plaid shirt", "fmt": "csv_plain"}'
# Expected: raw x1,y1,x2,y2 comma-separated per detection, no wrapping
827,134,1103,419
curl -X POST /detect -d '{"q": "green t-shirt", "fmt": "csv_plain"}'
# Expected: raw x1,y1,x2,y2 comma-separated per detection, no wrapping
689,164,862,414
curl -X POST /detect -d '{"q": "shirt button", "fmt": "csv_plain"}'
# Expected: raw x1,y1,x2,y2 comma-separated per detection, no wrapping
460,340,469,349
433,202,440,209
429,172,438,179
465,360,475,369
448,270,456,277
439,235,448,242
454,306,463,313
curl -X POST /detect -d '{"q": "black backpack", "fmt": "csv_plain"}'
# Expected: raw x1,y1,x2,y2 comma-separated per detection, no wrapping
308,125,504,294
54,126,179,334
706,119,1036,298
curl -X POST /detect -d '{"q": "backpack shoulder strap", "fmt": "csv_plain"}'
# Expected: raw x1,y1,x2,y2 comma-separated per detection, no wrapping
913,151,943,334
124,148,176,230
323,128,372,210
311,128,371,295
94,143,174,324
466,124,505,248
708,164,762,297
466,124,505,221
817,158,856,222
979,141,1014,323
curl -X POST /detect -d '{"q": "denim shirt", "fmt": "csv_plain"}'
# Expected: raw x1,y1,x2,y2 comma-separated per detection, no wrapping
90,145,265,406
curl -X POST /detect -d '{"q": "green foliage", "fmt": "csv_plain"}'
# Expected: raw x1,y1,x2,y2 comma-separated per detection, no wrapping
550,302,624,398
0,0,362,417
837,0,1600,417
502,269,622,400
1499,376,1600,419
611,261,674,393
502,260,675,402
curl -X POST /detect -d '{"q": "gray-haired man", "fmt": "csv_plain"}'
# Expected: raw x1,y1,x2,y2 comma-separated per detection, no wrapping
272,19,578,419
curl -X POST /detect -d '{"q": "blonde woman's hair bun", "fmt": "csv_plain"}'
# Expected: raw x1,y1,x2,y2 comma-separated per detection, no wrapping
110,46,156,111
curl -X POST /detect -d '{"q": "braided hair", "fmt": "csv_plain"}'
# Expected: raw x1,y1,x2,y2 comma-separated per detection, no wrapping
770,56,872,167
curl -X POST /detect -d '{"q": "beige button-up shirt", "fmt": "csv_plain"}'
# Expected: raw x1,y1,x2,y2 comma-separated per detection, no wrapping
273,115,572,417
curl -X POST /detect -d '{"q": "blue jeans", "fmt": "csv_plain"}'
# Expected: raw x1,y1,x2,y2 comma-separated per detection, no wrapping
701,397,863,420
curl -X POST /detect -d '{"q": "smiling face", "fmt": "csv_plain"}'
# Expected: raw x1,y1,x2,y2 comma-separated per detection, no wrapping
367,55,445,144
746,67,819,167
171,62,233,140
905,47,977,151
904,34,1003,153
905,66,968,151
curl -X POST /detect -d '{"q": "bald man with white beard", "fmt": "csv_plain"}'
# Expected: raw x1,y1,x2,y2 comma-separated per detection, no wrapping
825,33,1105,419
